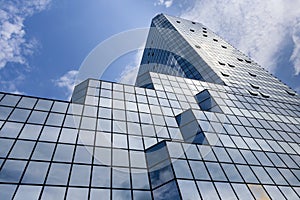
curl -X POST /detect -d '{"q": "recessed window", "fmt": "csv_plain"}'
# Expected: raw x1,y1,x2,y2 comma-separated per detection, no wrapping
228,64,235,68
203,30,207,33
218,61,225,66
286,90,296,96
192,22,196,24
248,90,258,96
237,58,243,62
152,52,154,56
203,27,207,30
221,72,229,77
203,34,208,37
250,83,259,89
245,60,251,63
249,72,257,77
176,20,181,23
190,29,195,32
221,45,227,49
213,39,218,42
195,45,201,49
260,92,270,98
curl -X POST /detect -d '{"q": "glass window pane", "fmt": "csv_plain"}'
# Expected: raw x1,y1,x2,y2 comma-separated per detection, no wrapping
178,180,201,200
279,168,299,186
182,144,201,160
232,183,254,200
97,118,111,132
265,167,287,185
46,113,64,126
53,144,75,162
153,180,180,200
28,111,48,124
266,152,286,167
92,166,111,187
127,122,142,136
236,165,259,183
227,148,246,164
39,126,60,142
95,132,111,147
130,151,146,168
80,116,96,130
78,130,95,146
253,151,273,166
66,188,88,200
73,146,93,164
35,99,53,111
248,184,270,200
112,168,130,188
22,161,49,184
42,187,66,200
0,138,14,157
90,189,110,200
205,162,227,181
98,107,112,119
32,142,55,161
198,145,217,161
112,190,131,200
189,160,210,180
94,147,111,165
69,164,91,186
128,136,143,150
0,95,20,106
9,140,35,159
51,101,68,113
59,128,78,144
251,166,273,184
219,134,236,147
264,185,285,200
240,150,260,165
279,186,299,200
0,160,27,182
0,184,17,200
221,163,243,182
0,106,13,120
19,124,42,140
113,134,127,148
196,181,220,200
113,149,129,167
167,142,184,159
131,169,150,189
46,163,71,185
133,190,152,200
172,159,193,179
213,147,231,162
14,185,42,200
215,182,238,200
0,122,23,138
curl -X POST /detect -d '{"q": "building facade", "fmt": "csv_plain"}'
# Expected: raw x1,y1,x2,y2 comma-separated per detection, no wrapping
0,14,299,199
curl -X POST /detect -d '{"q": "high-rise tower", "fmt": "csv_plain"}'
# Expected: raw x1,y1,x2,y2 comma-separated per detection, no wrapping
0,14,299,199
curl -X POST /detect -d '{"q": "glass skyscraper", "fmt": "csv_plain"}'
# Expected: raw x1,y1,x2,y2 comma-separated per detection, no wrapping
0,14,299,199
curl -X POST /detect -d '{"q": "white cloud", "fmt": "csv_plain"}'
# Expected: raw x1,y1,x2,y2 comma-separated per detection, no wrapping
0,0,51,69
117,50,143,85
180,0,300,74
54,70,79,100
0,73,26,95
155,0,174,8
290,21,300,75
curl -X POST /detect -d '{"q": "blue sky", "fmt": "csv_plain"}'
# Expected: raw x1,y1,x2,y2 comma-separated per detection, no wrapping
1,0,300,100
